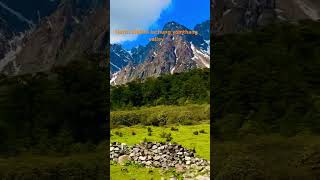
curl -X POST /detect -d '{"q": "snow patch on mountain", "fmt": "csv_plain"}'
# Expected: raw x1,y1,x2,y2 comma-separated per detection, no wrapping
110,72,119,85
170,66,176,74
294,0,320,20
110,62,121,71
205,40,210,54
191,43,210,68
0,32,25,72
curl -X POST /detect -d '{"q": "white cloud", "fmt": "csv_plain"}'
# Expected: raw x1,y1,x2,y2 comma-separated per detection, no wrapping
110,0,172,44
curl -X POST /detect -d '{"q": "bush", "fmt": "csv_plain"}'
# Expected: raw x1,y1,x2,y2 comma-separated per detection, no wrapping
147,127,153,133
131,131,136,136
160,132,172,142
160,132,167,138
115,132,123,137
148,132,152,136
199,129,206,134
171,127,179,131
193,131,199,135
166,135,173,142
111,112,142,127
175,113,194,125
146,112,168,126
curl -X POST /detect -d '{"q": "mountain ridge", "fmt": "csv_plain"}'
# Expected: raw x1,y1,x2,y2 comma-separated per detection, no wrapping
212,0,320,35
110,20,210,85
0,0,108,75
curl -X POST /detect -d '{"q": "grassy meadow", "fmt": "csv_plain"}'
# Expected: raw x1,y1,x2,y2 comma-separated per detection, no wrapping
0,147,107,179
110,104,210,179
213,134,320,179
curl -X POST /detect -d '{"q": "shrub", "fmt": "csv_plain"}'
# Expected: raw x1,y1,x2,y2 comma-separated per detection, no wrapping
199,129,206,134
171,127,179,131
121,167,128,172
111,105,209,127
131,131,136,136
160,132,172,142
111,112,142,127
160,132,167,138
148,132,152,136
176,113,194,125
147,127,153,133
193,131,199,135
115,131,123,137
166,135,173,142
146,112,168,126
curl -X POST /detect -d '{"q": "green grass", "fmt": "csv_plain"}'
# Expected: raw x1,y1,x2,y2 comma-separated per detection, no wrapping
0,151,107,179
110,124,210,179
110,163,174,180
110,104,210,179
111,124,210,160
213,134,320,179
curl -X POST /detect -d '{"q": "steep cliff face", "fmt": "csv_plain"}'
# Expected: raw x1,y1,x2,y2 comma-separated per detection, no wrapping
0,0,108,75
0,0,61,63
111,21,210,85
213,0,320,34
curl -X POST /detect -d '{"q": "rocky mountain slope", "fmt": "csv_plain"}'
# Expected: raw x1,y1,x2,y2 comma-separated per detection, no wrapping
110,44,131,73
213,0,320,34
0,0,60,65
0,0,108,75
111,21,210,85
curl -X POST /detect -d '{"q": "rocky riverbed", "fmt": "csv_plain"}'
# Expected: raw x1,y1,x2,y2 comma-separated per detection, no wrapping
110,142,210,179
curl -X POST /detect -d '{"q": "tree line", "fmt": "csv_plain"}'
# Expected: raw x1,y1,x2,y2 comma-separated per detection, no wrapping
111,68,210,110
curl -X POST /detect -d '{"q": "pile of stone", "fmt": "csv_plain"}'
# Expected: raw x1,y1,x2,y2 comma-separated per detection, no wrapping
110,142,130,161
110,142,210,169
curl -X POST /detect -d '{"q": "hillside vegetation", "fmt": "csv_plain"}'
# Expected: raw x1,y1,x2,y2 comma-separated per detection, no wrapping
111,68,210,110
111,104,209,128
213,20,320,179
110,69,210,179
0,54,109,179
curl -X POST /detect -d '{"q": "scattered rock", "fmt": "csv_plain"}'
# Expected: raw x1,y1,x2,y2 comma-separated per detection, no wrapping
118,155,130,165
139,156,146,161
196,176,210,180
146,161,152,166
175,164,186,173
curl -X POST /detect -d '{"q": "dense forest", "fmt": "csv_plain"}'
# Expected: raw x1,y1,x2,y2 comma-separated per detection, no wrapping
213,20,320,138
111,68,210,110
212,20,320,179
0,53,108,156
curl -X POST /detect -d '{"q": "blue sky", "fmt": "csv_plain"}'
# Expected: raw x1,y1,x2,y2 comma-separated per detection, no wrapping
111,0,210,50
